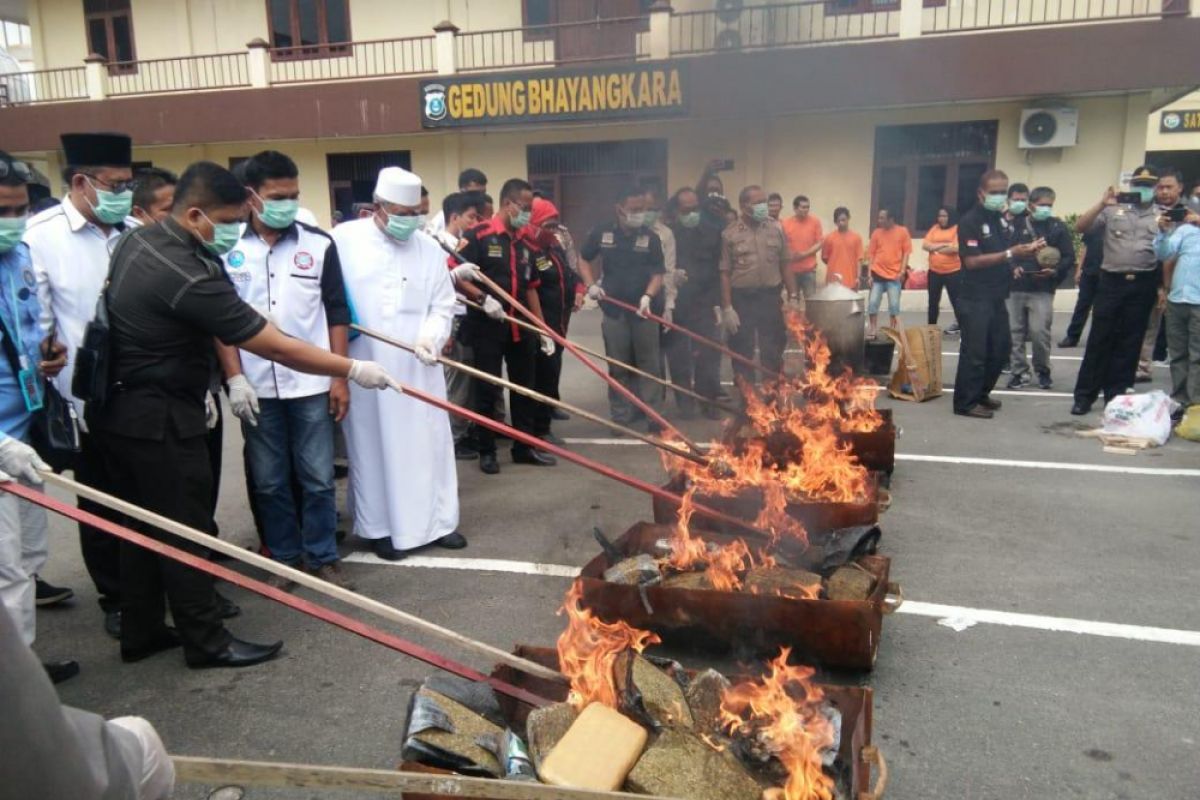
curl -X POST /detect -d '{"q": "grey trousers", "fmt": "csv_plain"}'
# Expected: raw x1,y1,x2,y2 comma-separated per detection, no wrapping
1007,291,1054,379
0,475,49,646
1165,301,1200,407
1139,302,1165,376
444,333,473,443
601,312,662,423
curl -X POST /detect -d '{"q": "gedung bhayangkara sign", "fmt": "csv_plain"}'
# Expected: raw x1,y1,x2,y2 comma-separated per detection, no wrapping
421,63,688,128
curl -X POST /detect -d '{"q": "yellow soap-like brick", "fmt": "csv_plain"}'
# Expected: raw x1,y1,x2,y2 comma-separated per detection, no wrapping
538,702,648,791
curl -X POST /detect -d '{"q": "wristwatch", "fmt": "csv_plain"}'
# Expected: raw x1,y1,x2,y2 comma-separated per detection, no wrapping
1005,248,1013,262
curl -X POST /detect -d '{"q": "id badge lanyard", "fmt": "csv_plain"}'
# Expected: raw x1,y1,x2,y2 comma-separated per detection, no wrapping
5,270,43,413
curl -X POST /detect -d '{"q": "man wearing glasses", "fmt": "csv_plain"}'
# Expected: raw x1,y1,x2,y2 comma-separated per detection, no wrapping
24,132,133,640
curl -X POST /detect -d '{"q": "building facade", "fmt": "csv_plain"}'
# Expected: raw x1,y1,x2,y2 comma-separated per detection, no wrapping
2,0,1198,266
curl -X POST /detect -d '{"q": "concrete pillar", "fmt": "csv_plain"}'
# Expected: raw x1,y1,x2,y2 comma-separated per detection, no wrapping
1191,0,1198,19
83,54,108,100
898,0,923,38
246,38,271,88
434,21,459,76
648,1,672,60
1118,92,1153,170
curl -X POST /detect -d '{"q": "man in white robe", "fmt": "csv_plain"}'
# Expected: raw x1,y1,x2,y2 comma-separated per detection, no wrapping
332,167,464,560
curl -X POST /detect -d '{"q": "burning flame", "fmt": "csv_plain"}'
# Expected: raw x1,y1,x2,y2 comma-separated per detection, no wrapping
665,487,757,591
556,581,660,709
721,648,837,800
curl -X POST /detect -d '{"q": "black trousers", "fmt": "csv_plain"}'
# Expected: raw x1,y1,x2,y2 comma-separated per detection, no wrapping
729,287,786,386
76,432,122,613
95,425,232,661
470,334,538,455
204,401,222,532
1065,269,1100,342
665,302,722,409
953,295,1011,413
533,343,564,435
1074,271,1159,404
927,270,962,326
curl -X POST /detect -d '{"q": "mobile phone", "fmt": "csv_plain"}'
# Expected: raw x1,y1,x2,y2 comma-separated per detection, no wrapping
715,159,734,172
1165,206,1189,222
1116,192,1141,205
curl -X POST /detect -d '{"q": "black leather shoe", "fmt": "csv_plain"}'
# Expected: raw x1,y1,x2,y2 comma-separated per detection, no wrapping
1070,400,1093,416
121,629,181,663
1058,337,1078,348
370,538,406,561
43,660,80,684
215,590,241,619
954,406,994,419
479,452,501,474
104,610,121,640
35,576,74,607
551,408,570,421
187,638,283,669
978,395,1002,410
435,532,468,549
512,448,557,466
538,431,566,446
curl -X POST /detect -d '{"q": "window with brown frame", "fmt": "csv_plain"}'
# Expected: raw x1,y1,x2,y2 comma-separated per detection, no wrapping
522,0,652,41
83,0,136,74
267,0,351,59
871,121,998,237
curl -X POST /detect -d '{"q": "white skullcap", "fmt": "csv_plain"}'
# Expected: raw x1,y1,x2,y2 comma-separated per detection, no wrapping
374,166,422,207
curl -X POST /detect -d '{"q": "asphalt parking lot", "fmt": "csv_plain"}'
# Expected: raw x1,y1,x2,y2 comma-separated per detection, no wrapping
31,307,1200,800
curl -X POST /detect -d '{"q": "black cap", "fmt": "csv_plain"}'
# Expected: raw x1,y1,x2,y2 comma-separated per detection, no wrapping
1129,165,1158,186
60,132,132,168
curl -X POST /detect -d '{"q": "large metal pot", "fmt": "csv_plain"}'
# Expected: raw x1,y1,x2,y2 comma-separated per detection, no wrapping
805,291,866,374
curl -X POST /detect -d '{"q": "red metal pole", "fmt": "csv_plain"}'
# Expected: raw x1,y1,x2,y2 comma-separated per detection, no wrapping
384,377,772,541
600,294,787,383
0,481,550,709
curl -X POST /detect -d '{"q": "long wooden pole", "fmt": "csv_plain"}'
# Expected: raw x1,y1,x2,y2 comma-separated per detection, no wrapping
31,472,566,685
172,756,682,799
456,294,742,417
352,324,708,466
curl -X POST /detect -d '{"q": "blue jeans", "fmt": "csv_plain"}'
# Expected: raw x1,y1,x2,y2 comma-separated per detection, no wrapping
243,393,338,568
868,278,902,316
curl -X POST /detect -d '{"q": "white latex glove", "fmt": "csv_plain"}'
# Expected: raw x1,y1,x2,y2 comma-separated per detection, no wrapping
109,716,175,800
539,334,556,356
451,262,482,283
721,306,741,336
713,306,722,327
638,294,652,318
0,437,49,484
482,295,506,321
204,391,219,430
226,374,260,427
586,283,606,301
414,338,439,366
347,359,391,390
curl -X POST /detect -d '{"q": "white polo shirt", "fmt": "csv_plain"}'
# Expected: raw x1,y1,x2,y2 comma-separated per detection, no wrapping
222,221,350,399
24,198,124,422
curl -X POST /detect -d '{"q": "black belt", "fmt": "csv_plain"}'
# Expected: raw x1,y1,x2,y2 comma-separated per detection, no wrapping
1101,270,1156,282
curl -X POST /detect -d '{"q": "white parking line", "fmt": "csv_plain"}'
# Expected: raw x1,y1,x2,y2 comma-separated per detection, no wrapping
719,381,1072,397
559,439,1200,477
341,554,1200,648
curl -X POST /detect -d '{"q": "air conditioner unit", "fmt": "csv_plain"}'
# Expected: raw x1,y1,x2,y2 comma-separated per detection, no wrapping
1019,107,1079,149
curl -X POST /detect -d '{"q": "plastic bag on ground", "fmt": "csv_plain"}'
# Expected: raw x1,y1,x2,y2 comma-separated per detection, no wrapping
1175,405,1200,442
1101,390,1178,446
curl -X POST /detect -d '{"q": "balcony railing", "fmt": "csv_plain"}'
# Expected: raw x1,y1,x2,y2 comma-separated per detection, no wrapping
672,1,897,54
455,17,651,73
269,35,435,84
106,52,249,96
0,65,87,104
0,0,1189,108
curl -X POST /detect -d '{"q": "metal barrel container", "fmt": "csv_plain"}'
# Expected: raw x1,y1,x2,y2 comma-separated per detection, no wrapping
805,293,866,375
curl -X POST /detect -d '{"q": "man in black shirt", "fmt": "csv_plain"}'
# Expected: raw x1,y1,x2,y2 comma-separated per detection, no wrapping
1060,227,1104,347
91,161,393,668
455,177,557,475
665,187,724,419
578,185,666,427
953,170,1044,418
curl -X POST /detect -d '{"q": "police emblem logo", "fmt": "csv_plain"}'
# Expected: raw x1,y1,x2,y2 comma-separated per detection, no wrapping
600,231,615,248
294,251,315,270
536,256,551,271
21,269,36,289
228,250,246,268
424,84,448,122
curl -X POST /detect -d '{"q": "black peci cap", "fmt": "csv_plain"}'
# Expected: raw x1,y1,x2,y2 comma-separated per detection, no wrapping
60,132,132,168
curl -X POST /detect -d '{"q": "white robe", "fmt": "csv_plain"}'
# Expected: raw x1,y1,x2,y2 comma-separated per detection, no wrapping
332,219,459,550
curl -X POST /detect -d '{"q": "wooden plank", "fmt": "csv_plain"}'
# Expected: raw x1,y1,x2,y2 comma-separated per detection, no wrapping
1102,446,1139,456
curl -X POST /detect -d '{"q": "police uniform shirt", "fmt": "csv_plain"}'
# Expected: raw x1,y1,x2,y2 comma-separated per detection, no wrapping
1092,204,1159,273
23,198,124,421
529,239,578,335
457,216,540,341
670,216,723,310
0,242,44,441
223,222,349,399
719,219,787,290
956,205,1015,300
580,222,665,318
92,216,267,441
